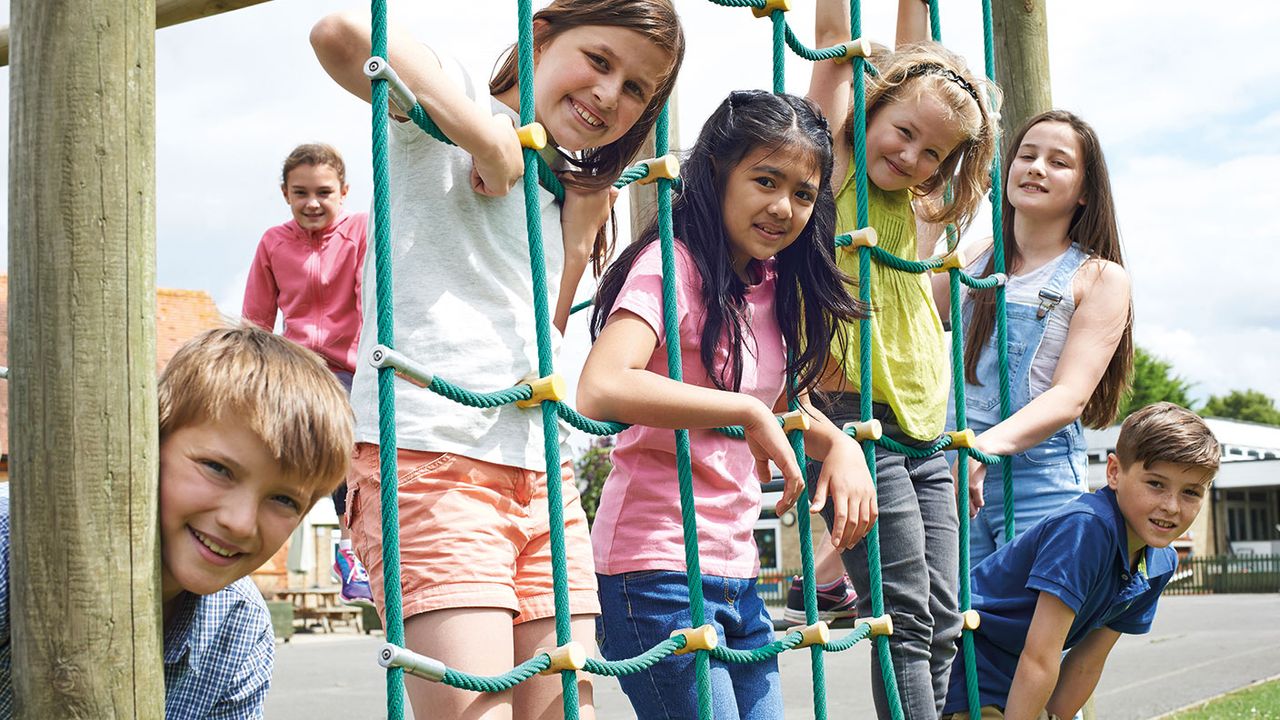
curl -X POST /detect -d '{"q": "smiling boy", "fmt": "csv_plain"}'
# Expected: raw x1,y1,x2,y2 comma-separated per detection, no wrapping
0,326,354,718
941,402,1220,720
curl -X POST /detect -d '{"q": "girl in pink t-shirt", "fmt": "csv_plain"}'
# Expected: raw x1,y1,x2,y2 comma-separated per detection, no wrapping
577,91,878,719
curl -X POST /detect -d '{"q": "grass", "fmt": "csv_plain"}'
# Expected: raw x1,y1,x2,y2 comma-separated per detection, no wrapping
1169,678,1280,719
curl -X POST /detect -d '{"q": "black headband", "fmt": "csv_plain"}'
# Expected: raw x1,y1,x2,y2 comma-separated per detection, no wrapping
906,63,980,103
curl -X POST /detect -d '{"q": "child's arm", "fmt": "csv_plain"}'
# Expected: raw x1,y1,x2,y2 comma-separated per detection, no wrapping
1046,626,1122,718
1004,592,1076,720
242,240,280,331
792,394,878,550
808,0,854,186
310,12,523,196
960,260,1129,516
554,186,617,334
578,311,806,512
896,0,930,47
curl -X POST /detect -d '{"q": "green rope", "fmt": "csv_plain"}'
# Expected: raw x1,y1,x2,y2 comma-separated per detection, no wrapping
582,638,687,676
614,163,651,188
711,631,804,663
443,656,552,693
822,622,874,653
555,403,631,435
569,298,593,315
427,377,532,408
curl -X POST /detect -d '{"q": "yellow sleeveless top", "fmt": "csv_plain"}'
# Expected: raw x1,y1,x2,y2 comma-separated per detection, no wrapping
830,163,947,441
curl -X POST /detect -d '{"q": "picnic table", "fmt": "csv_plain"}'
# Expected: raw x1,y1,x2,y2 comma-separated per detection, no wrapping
275,588,364,633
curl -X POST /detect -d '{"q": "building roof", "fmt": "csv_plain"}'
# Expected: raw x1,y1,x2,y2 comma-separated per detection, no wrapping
0,276,229,456
1085,416,1280,462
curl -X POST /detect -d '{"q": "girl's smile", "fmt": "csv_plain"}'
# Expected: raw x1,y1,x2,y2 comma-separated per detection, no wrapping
1007,120,1087,217
865,92,965,192
281,163,347,234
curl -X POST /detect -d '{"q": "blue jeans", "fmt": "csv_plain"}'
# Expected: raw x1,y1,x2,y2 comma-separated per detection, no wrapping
596,571,783,720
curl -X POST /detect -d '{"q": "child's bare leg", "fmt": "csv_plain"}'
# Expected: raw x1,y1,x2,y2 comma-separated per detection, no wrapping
513,614,596,720
404,608,516,720
813,531,848,584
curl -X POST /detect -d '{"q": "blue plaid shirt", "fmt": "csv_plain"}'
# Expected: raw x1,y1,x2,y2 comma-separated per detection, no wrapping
0,485,274,719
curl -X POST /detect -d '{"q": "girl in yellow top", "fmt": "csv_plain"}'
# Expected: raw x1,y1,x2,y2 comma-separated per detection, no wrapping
805,1,1000,718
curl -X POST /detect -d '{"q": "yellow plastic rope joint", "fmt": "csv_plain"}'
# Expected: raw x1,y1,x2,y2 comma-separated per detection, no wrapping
962,609,981,631
637,154,681,185
516,374,567,408
787,622,831,648
535,641,587,675
671,625,719,655
517,122,548,150
780,410,811,433
833,37,873,64
930,247,967,274
946,428,977,450
855,614,894,637
751,0,790,18
844,419,883,442
842,227,879,250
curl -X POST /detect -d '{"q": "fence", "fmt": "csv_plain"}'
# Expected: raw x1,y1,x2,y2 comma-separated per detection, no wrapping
1164,554,1280,595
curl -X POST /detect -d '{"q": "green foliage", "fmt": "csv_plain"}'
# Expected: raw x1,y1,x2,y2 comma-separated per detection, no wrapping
574,438,614,526
1169,677,1280,719
1202,389,1280,426
1118,346,1194,420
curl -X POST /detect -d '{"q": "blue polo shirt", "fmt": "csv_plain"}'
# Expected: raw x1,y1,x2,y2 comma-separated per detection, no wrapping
943,486,1177,713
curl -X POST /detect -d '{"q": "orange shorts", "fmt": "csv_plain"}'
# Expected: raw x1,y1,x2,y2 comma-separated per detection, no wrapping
346,442,599,624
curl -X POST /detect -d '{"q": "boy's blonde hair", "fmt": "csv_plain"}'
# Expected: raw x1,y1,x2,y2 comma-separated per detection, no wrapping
158,325,354,504
1116,402,1220,479
854,41,1001,234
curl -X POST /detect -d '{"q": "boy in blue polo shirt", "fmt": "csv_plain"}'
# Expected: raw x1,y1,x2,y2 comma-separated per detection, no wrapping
0,326,354,718
942,403,1220,720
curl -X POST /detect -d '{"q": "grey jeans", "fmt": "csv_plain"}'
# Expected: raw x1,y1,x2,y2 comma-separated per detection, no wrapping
809,394,961,720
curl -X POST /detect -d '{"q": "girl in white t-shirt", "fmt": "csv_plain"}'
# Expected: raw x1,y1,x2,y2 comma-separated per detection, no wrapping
577,91,877,720
311,3,684,717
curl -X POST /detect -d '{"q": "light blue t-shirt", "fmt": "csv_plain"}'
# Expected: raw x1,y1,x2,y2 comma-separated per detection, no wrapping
944,487,1177,712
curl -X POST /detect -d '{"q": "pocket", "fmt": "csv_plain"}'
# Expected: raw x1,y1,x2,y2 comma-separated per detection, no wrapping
398,451,459,486
1018,429,1073,467
967,337,1026,413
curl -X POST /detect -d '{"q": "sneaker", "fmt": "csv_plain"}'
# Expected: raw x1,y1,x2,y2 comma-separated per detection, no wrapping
333,547,375,607
783,574,858,624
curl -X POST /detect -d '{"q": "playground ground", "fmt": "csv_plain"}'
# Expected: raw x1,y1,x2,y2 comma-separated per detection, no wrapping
265,594,1280,719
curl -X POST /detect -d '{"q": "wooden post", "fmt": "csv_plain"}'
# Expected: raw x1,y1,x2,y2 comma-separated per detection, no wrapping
628,91,681,244
992,0,1052,139
8,0,163,716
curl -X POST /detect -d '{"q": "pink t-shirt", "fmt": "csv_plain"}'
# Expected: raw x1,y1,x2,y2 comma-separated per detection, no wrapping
590,241,786,579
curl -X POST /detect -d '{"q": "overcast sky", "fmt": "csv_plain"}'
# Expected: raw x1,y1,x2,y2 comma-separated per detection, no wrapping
1,0,1277,408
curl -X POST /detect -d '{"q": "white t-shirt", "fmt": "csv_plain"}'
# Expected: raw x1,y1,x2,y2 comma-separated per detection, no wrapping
349,55,568,471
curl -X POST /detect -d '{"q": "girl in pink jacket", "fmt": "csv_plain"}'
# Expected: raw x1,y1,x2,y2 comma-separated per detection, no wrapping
242,142,371,604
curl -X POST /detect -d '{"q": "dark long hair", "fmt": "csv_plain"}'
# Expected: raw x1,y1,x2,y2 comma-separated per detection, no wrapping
963,109,1132,428
592,91,867,396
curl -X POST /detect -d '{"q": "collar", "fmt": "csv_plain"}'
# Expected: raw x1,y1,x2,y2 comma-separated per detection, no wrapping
162,591,201,666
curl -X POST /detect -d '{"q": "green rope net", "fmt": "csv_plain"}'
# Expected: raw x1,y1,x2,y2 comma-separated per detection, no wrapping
365,0,1014,717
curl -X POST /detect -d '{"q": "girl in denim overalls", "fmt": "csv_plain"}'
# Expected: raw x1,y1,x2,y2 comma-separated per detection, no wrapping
942,110,1134,567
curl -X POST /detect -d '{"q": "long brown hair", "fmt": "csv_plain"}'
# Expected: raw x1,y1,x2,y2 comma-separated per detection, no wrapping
963,109,1133,428
847,42,1000,234
489,0,684,274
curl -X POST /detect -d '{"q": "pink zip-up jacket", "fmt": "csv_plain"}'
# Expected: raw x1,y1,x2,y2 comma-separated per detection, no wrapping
242,212,368,374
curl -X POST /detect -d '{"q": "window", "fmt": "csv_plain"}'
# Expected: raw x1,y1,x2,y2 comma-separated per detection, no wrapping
754,527,780,570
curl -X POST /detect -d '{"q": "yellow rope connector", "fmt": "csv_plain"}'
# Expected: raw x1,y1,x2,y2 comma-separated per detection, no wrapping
637,154,681,185
517,122,548,150
751,0,791,18
536,642,588,676
842,227,879,250
780,410,811,433
930,247,968,274
946,428,977,450
833,37,873,64
962,609,981,631
844,419,883,442
787,622,831,649
671,625,719,655
516,373,567,408
855,614,894,637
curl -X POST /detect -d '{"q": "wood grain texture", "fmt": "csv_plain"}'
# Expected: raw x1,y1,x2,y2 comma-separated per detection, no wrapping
8,0,163,716
0,0,273,67
993,0,1053,142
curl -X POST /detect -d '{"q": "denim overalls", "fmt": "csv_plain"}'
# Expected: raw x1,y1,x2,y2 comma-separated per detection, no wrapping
954,244,1091,566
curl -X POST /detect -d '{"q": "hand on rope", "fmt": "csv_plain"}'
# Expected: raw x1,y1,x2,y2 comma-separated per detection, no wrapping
744,401,804,515
954,452,988,519
469,114,524,197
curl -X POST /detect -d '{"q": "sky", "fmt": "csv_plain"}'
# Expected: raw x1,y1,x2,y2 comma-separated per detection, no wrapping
0,0,1277,408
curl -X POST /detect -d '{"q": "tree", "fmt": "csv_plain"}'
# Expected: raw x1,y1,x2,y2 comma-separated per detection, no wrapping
575,437,615,526
1118,347,1194,420
1201,389,1280,426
